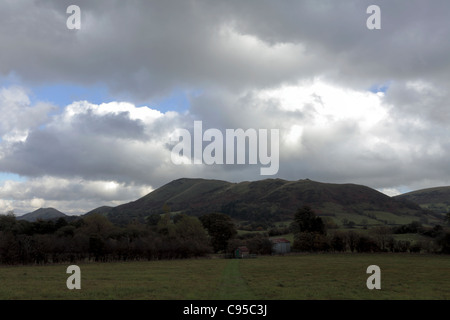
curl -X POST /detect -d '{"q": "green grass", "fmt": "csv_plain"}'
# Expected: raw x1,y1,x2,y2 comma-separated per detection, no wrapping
272,233,294,243
213,259,255,299
0,254,449,300
239,254,450,299
392,233,429,243
421,202,450,210
0,258,229,300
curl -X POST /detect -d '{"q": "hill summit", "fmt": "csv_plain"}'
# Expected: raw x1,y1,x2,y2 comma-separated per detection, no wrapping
87,178,442,226
18,207,68,222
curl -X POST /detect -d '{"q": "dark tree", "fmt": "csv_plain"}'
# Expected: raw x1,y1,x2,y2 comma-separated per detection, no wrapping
356,235,380,253
55,217,68,230
146,213,162,228
330,232,347,252
199,213,237,253
89,234,106,261
291,206,327,252
436,232,450,254
292,206,325,235
0,212,17,233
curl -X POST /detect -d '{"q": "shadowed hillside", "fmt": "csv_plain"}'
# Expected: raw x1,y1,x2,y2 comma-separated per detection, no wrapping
88,178,442,226
395,186,450,215
17,207,68,222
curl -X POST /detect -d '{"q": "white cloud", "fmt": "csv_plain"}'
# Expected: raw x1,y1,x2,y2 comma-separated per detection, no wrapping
0,86,56,142
377,188,402,197
60,100,164,124
0,176,154,215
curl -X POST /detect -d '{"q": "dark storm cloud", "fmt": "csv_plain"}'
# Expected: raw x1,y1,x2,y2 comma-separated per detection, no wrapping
2,0,450,101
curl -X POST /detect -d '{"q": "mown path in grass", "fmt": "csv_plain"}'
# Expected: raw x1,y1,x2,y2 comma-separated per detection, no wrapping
213,259,255,299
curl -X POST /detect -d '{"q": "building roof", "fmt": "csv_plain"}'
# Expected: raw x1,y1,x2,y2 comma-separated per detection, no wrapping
271,238,291,244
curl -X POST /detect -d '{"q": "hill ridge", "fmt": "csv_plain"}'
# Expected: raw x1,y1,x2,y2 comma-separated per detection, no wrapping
394,185,450,214
92,177,442,226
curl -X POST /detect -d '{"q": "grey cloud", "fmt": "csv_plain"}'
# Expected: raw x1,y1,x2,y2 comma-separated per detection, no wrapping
0,128,157,184
384,81,450,125
5,1,450,102
0,87,56,137
71,110,147,140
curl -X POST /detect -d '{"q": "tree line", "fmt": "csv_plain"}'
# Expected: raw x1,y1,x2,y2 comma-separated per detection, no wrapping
0,211,238,265
1,206,449,265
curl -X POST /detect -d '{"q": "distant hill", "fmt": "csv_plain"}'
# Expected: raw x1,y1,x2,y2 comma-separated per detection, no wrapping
85,206,114,216
394,186,450,214
18,207,68,222
91,178,442,226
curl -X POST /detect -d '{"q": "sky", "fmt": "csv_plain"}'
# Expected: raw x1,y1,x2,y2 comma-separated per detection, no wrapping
1,0,450,216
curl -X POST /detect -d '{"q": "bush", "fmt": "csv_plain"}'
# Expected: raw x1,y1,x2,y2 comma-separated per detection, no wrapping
293,232,330,252
355,235,379,253
436,233,450,254
394,240,411,253
329,232,347,252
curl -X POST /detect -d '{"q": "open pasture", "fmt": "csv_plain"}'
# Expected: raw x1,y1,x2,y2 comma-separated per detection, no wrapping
0,254,448,300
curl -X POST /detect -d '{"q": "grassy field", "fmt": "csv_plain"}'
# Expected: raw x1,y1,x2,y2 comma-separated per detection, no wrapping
0,254,448,300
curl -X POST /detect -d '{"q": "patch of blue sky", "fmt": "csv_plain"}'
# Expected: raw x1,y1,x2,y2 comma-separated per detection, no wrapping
1,71,198,114
0,172,26,184
0,74,113,113
28,82,195,114
30,83,112,109
368,81,392,94
0,71,21,87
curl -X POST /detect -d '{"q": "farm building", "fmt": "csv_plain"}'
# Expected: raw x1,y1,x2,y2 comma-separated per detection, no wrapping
235,246,250,259
271,238,291,254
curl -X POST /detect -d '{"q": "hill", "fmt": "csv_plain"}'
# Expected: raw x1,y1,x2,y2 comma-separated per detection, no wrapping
394,186,450,214
85,206,114,216
18,207,68,222
93,178,443,226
